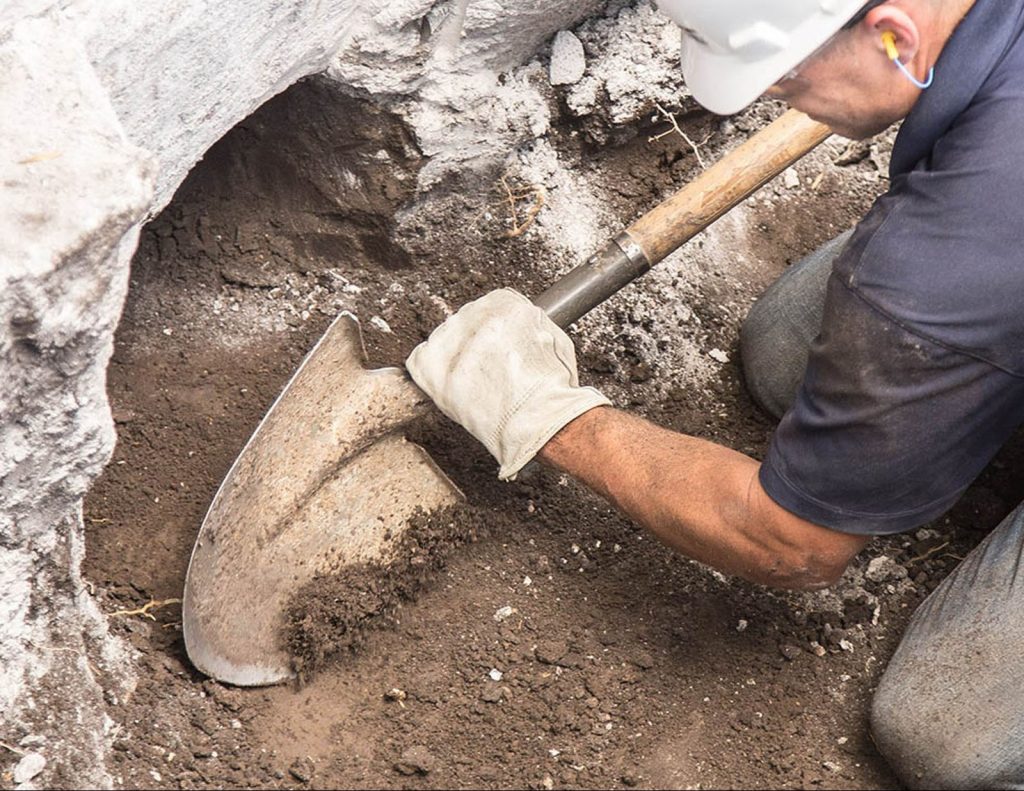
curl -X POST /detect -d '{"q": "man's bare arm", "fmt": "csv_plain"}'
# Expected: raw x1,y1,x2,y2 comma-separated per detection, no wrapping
538,406,869,590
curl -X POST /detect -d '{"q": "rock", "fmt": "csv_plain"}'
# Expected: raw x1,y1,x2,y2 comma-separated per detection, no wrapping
13,752,46,784
865,556,908,583
783,167,801,189
494,605,516,622
564,3,687,132
549,30,586,86
288,757,315,783
394,745,436,775
627,650,655,670
481,685,504,703
1,16,151,790
535,640,569,665
779,644,803,662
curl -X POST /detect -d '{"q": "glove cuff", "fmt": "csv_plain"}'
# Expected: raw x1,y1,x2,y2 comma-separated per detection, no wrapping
497,387,611,480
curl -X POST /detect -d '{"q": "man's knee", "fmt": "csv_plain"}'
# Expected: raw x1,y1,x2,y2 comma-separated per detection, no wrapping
739,230,848,419
739,303,801,419
871,677,1016,790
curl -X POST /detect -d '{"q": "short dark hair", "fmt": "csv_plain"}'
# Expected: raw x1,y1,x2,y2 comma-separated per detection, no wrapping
841,0,888,30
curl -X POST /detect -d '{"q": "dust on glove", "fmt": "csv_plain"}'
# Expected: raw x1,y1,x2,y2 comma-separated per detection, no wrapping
406,288,611,480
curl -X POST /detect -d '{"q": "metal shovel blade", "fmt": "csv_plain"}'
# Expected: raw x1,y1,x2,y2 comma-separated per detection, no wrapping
182,313,462,686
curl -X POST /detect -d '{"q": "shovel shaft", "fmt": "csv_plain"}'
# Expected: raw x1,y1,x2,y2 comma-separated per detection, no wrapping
533,109,831,329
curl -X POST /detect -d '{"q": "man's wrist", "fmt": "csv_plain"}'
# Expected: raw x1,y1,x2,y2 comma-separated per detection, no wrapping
537,404,613,468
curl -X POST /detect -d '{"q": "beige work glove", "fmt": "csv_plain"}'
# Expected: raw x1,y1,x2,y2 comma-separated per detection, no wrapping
406,288,611,480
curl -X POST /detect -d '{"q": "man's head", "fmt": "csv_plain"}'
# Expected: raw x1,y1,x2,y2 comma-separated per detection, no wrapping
659,0,975,139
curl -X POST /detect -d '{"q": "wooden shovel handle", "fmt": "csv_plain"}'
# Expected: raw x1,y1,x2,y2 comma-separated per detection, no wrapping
627,109,831,265
534,110,831,329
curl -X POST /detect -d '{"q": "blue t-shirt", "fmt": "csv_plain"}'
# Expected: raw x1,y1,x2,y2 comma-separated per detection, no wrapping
760,0,1024,535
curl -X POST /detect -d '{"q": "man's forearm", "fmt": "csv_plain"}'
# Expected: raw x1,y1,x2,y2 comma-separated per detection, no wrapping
538,406,867,589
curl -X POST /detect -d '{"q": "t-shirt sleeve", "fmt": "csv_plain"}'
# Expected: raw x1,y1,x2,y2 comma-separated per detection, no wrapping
759,272,1024,536
761,73,1024,536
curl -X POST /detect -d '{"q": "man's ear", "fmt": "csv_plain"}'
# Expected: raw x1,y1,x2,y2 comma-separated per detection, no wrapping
863,4,921,62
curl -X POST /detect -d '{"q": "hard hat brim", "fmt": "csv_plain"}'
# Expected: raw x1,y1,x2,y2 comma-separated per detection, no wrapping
680,29,836,116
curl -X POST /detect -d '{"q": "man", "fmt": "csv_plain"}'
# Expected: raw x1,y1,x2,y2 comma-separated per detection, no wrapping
407,0,1024,786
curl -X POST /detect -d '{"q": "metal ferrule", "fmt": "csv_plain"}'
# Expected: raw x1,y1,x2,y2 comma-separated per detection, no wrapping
533,232,651,329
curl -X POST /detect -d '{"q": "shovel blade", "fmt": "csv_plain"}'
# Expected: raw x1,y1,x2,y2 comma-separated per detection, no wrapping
182,313,461,686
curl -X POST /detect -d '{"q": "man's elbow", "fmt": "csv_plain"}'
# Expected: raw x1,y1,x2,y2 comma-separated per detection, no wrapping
764,549,853,591
792,553,850,590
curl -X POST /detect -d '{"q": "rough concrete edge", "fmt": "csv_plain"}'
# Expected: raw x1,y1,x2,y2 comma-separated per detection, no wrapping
1,12,155,789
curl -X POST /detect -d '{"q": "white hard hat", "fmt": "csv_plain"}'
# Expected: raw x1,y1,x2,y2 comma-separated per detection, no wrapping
657,0,872,115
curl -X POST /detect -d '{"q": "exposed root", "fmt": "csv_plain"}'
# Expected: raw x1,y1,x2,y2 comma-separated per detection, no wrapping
499,175,545,239
109,598,182,621
0,741,25,757
471,174,546,239
17,150,62,165
649,103,711,170
906,541,950,565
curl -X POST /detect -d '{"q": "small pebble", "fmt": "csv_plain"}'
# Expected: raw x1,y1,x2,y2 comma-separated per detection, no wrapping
370,315,393,334
394,745,435,775
289,757,315,783
481,686,503,703
549,30,586,86
865,555,908,583
13,753,46,784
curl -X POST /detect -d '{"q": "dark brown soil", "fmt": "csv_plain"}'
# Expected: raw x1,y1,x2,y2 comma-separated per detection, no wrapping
81,78,1007,790
285,507,471,679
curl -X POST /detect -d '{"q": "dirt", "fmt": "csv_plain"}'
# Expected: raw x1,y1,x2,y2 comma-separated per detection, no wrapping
79,75,1014,790
286,507,471,679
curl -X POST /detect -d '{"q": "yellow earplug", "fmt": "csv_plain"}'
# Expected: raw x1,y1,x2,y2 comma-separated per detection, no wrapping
882,31,900,61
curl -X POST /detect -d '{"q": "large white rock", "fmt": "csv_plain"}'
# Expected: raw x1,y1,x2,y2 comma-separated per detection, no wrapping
0,15,153,789
329,0,608,187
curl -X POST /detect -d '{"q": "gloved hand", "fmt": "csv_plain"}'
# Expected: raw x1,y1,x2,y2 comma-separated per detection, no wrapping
406,288,611,480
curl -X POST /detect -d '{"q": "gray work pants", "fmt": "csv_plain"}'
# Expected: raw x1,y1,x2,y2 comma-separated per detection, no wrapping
740,232,1024,790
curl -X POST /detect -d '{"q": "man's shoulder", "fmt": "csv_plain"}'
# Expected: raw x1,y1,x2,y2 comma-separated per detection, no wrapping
834,129,1024,377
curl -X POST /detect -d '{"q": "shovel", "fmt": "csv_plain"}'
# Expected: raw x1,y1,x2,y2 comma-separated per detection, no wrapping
182,109,831,686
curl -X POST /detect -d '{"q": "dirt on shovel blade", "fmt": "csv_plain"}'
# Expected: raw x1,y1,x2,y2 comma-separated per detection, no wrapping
284,506,472,677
